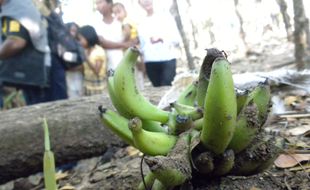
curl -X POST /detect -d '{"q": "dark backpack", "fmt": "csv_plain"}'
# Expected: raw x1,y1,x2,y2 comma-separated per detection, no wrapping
45,12,85,69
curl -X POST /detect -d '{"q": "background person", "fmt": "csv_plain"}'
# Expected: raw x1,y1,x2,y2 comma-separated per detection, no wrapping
77,25,107,96
65,22,84,99
137,0,181,87
0,0,53,105
95,0,124,70
112,2,144,90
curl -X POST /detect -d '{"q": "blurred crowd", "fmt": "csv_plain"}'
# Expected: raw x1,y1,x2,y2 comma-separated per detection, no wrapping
0,0,181,109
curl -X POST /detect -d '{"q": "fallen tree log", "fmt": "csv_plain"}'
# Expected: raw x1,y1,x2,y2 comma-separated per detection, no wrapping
0,86,170,184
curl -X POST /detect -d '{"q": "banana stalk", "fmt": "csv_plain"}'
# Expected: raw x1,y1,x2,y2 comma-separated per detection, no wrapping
144,132,192,188
200,57,237,155
113,47,169,123
128,117,177,156
42,118,57,190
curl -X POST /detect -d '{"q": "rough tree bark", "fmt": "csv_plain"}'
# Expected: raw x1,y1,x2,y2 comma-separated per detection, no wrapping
276,0,293,41
293,0,309,69
171,0,195,70
233,0,248,52
0,87,169,185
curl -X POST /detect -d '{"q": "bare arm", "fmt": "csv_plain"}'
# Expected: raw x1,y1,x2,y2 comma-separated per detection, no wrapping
98,36,134,50
0,37,27,59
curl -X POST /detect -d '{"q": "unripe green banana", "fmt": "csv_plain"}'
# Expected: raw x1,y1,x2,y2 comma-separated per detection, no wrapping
196,48,225,107
170,102,203,121
152,179,167,190
137,172,156,190
128,117,177,156
141,119,168,133
212,149,235,176
42,119,57,190
114,47,169,123
98,106,134,146
193,118,203,130
251,82,272,125
227,102,260,153
107,70,167,133
193,151,215,174
176,81,198,106
107,70,132,118
236,88,249,115
200,57,237,155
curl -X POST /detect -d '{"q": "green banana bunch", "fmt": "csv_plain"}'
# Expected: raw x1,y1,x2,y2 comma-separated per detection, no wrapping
196,48,225,107
176,81,198,106
98,107,134,146
128,117,177,156
42,118,57,190
113,47,170,123
200,57,237,155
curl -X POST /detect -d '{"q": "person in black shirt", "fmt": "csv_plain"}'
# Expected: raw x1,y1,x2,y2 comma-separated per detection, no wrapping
0,0,67,105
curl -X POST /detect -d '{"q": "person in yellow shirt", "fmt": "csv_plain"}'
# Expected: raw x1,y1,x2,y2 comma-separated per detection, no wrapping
112,2,138,42
77,25,107,96
112,2,145,90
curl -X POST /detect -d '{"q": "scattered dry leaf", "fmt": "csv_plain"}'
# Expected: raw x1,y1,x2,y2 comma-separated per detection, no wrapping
59,183,75,190
284,96,299,106
274,154,310,168
288,163,310,171
55,171,69,181
285,125,310,136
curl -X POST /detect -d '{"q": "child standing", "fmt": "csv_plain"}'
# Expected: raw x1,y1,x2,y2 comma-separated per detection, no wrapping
113,2,145,90
77,25,107,96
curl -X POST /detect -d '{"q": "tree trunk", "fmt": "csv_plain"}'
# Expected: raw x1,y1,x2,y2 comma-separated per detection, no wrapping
234,0,248,52
293,0,308,70
171,0,195,70
0,86,169,185
276,0,293,41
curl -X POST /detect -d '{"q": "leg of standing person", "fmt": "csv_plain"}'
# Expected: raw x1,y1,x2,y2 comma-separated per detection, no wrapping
0,84,3,109
145,62,162,87
160,58,176,86
22,86,49,105
47,55,68,101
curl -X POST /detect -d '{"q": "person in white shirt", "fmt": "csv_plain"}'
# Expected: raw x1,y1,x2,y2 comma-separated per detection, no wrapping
95,0,125,70
138,0,180,87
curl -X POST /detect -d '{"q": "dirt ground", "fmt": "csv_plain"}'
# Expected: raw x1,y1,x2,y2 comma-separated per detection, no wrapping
0,37,309,190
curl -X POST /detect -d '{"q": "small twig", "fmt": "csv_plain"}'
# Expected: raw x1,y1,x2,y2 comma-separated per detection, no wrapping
284,176,292,190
